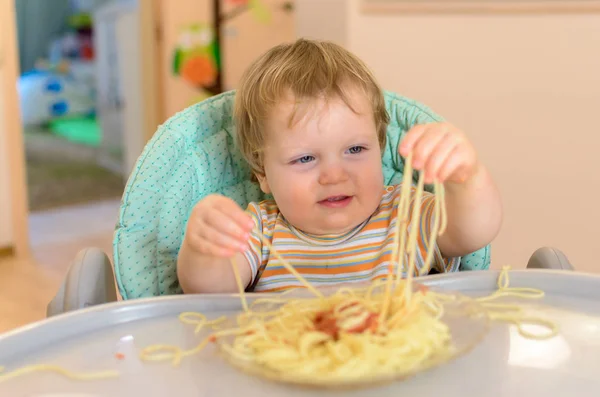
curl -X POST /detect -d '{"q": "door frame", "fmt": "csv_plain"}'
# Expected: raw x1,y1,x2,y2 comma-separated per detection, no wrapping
1,0,161,259
140,0,163,140
1,0,29,258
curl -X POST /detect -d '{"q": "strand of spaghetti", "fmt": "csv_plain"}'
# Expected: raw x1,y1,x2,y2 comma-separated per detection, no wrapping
472,267,557,339
180,335,217,358
498,265,510,288
380,154,415,324
259,235,323,298
179,312,226,333
140,344,184,366
404,172,425,304
207,316,227,328
485,309,558,339
477,267,545,301
477,302,526,310
0,365,119,383
438,181,447,235
512,317,558,339
140,328,245,366
394,153,414,284
231,256,249,313
477,289,545,302
179,312,207,334
420,181,443,276
179,312,207,324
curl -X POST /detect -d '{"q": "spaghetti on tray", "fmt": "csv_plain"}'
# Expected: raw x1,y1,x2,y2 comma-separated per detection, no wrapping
0,153,558,386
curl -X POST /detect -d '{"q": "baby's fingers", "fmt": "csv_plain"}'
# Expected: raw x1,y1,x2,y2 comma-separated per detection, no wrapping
423,133,459,183
438,146,471,183
399,124,428,157
214,198,256,234
410,125,449,170
202,209,251,252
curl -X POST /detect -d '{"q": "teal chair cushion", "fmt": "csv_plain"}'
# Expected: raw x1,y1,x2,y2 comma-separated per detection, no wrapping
113,90,490,300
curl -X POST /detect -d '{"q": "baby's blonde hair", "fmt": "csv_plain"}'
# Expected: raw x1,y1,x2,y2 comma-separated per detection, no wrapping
234,38,389,178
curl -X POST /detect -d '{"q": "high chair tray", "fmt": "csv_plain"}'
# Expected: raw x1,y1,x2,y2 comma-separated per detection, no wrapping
1,269,599,397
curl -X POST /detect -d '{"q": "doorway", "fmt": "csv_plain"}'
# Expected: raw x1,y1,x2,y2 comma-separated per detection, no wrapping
9,0,152,272
14,0,135,212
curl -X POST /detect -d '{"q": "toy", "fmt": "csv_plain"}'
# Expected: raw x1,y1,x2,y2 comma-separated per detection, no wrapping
172,0,294,96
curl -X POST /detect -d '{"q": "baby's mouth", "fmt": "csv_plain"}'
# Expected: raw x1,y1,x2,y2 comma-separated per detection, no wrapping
318,195,353,208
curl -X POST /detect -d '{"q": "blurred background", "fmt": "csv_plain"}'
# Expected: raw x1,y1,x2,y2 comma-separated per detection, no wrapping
0,0,599,331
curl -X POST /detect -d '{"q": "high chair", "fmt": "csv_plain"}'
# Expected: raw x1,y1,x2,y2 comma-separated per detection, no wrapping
46,90,574,316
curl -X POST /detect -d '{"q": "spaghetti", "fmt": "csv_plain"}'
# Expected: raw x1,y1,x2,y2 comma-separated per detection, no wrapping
0,154,558,386
214,281,463,385
138,158,555,386
476,266,558,339
135,158,466,385
0,364,119,383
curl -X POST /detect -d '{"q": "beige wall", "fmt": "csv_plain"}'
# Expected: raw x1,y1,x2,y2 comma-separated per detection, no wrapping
295,0,348,47
298,0,600,273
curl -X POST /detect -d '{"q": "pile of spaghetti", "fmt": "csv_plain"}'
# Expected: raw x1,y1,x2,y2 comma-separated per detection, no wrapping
211,280,459,385
140,277,467,386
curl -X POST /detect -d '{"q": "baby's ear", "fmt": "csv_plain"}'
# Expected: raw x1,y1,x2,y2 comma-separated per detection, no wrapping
256,173,271,194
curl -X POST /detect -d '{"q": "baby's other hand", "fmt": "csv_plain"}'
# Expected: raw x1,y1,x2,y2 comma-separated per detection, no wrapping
184,195,255,258
398,122,480,184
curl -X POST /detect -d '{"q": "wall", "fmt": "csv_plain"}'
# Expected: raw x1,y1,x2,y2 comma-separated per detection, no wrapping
93,0,145,177
295,0,348,47
15,0,71,73
115,6,144,176
298,0,600,273
221,0,296,90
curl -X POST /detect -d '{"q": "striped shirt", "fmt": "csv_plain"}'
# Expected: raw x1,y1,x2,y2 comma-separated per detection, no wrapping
243,184,460,293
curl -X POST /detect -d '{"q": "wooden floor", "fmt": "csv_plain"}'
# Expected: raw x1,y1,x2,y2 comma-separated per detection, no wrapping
0,199,118,334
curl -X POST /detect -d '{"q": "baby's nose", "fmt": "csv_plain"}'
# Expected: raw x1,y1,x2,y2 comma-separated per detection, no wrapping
318,164,349,185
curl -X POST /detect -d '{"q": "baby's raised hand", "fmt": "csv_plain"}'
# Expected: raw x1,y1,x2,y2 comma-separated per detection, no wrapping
398,122,480,184
184,194,255,257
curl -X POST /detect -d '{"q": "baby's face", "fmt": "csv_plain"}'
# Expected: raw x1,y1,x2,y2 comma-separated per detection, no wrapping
258,90,384,235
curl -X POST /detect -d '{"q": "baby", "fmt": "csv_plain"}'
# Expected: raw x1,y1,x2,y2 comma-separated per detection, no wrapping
177,39,502,294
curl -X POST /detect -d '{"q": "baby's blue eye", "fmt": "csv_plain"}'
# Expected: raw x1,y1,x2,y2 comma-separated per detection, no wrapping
348,146,364,154
298,155,314,164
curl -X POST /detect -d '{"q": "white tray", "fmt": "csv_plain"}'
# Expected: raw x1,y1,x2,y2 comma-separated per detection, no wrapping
1,269,599,397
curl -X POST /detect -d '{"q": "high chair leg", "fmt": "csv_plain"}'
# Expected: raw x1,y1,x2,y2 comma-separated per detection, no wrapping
526,247,574,271
47,248,118,317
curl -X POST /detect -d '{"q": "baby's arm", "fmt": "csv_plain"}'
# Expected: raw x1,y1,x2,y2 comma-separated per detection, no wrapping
437,165,502,257
177,194,255,294
399,122,502,258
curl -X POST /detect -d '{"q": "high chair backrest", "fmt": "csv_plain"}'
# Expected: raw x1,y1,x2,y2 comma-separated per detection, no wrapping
113,90,490,300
